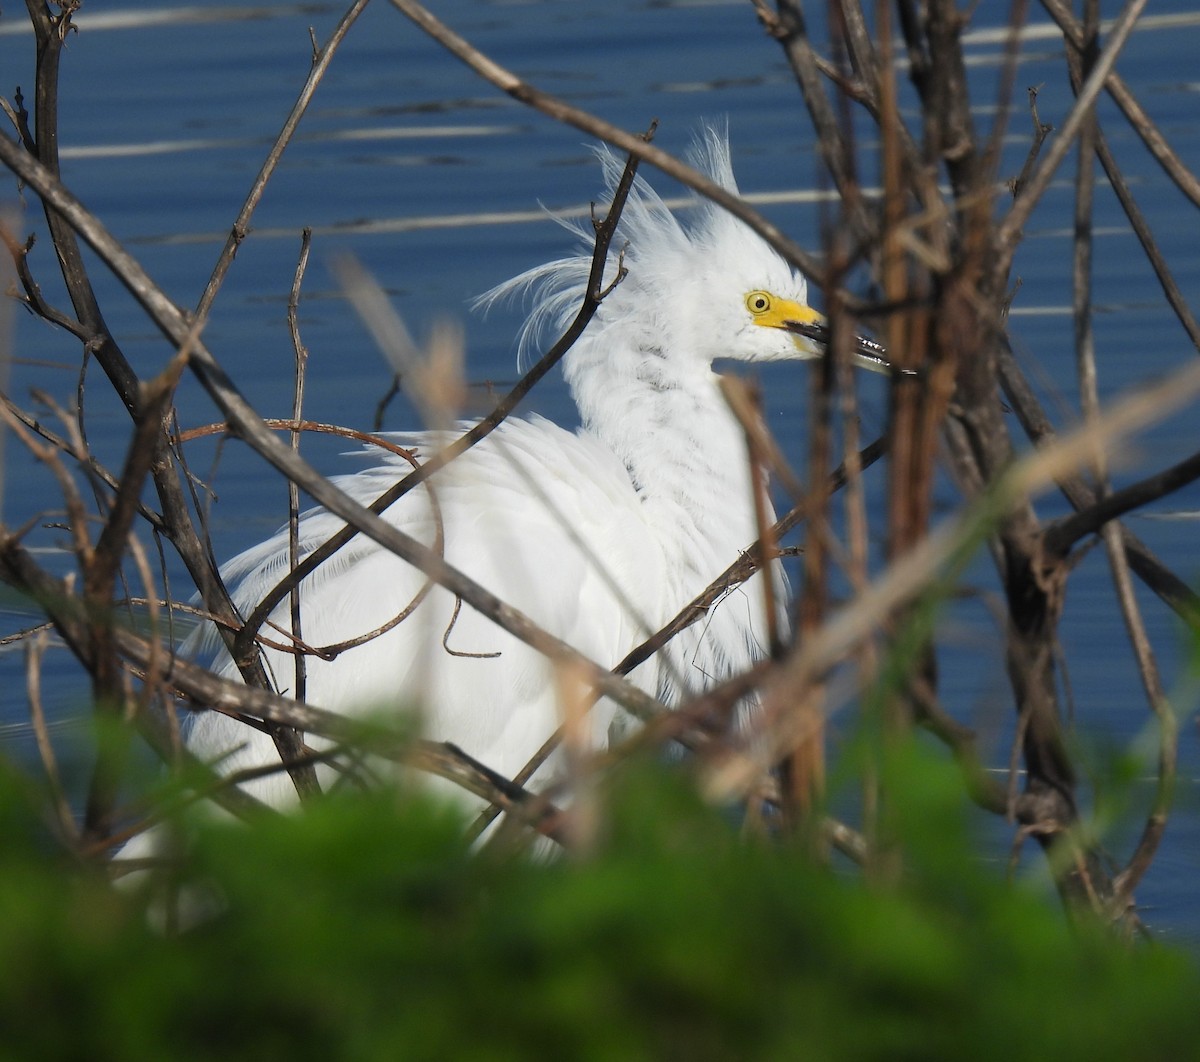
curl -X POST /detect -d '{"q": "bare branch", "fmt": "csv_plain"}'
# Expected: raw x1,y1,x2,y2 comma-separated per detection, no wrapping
192,0,372,324
1040,0,1200,210
995,0,1149,279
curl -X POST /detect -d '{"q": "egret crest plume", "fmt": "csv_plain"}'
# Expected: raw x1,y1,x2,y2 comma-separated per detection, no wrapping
475,127,815,370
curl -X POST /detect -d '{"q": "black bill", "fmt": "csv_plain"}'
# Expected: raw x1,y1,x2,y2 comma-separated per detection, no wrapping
784,319,917,378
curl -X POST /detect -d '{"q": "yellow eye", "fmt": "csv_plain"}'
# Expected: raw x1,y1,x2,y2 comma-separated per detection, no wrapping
746,291,772,315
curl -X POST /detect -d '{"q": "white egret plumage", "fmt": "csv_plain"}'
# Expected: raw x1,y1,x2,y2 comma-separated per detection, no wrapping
163,129,892,826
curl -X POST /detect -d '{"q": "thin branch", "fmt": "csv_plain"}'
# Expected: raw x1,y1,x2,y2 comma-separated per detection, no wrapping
192,0,372,324
1055,10,1200,352
994,0,1149,279
1009,86,1053,199
0,392,166,531
997,340,1200,618
287,229,313,703
26,628,77,842
766,0,878,244
1039,0,1200,210
81,354,186,841
1043,450,1200,558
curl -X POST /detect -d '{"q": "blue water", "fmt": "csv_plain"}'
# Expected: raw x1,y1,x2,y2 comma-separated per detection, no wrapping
1,1,1198,942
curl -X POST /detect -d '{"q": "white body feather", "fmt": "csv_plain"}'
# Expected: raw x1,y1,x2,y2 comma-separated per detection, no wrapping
178,128,816,816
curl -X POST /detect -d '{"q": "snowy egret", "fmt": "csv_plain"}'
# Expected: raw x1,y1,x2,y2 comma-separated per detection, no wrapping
166,129,893,823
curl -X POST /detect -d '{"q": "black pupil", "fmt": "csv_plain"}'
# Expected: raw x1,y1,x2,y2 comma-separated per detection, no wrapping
754,297,766,310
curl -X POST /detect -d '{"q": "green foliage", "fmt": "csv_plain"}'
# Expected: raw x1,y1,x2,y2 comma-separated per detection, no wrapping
0,755,1196,1062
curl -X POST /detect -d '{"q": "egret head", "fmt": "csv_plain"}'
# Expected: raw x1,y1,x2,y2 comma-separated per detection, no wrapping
480,125,896,377
664,132,895,375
